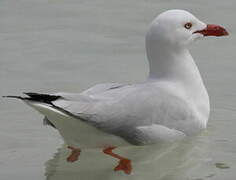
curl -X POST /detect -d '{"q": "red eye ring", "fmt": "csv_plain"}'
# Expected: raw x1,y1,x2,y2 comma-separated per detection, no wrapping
184,22,192,29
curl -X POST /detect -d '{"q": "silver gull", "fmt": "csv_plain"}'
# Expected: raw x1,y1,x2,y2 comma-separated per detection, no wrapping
4,9,228,174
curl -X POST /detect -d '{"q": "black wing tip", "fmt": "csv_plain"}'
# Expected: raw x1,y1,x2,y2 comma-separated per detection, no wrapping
23,92,32,96
24,92,60,97
2,95,24,100
23,92,61,104
23,92,40,96
3,92,61,104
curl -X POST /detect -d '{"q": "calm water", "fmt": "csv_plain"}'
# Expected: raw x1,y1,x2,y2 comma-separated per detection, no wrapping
0,0,236,179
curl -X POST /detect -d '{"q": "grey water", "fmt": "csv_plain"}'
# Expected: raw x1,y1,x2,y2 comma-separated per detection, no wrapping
0,0,236,179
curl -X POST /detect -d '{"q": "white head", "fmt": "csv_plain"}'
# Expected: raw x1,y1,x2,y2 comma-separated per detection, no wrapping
146,9,228,49
146,9,228,79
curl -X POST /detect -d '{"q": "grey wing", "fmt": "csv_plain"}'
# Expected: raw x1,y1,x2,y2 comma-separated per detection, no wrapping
52,83,126,114
52,85,193,144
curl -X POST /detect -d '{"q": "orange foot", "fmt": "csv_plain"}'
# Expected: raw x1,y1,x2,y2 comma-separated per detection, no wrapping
67,146,81,163
114,158,132,174
103,147,132,175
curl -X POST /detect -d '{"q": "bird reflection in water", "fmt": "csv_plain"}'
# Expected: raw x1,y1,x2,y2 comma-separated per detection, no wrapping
45,134,209,180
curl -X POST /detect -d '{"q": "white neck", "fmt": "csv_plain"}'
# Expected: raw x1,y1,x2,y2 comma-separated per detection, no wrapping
146,35,204,89
146,34,210,125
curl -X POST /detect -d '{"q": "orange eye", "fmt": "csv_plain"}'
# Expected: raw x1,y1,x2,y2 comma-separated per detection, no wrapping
184,22,192,29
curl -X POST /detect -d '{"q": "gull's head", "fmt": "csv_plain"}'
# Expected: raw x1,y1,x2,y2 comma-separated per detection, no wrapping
146,9,228,48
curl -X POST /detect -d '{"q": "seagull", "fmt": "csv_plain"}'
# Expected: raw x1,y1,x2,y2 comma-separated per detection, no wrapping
4,9,228,174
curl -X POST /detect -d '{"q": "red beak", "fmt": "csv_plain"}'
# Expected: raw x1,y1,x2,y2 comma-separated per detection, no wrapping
194,24,229,36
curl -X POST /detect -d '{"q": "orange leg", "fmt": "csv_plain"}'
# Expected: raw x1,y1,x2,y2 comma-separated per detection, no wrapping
67,146,81,162
103,147,132,174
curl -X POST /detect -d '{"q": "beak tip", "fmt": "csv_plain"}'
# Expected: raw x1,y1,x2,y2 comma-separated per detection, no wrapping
223,30,229,36
219,26,229,36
